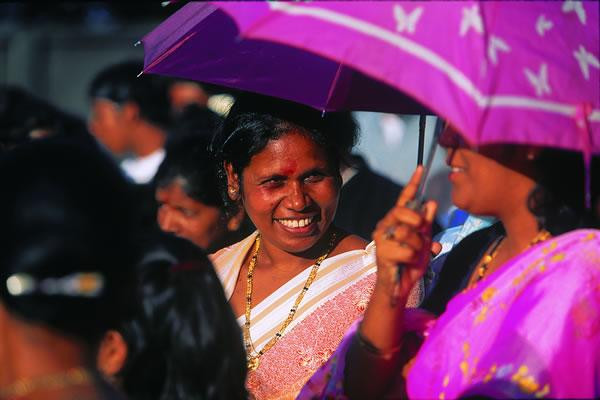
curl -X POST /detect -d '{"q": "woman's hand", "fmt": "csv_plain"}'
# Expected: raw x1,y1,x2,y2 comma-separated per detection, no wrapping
372,166,437,305
345,167,438,399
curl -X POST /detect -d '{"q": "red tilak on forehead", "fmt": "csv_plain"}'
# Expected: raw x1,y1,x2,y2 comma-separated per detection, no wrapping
280,160,297,176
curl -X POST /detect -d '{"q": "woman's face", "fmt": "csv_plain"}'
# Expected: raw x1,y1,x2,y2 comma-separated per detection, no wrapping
156,178,226,250
232,131,341,254
441,127,536,216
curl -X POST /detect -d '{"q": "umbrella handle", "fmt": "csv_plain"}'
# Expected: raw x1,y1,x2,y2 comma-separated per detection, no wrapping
389,198,422,307
417,115,426,166
389,118,443,306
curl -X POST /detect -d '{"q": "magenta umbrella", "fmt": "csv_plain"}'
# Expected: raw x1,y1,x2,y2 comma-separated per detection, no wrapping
141,1,599,156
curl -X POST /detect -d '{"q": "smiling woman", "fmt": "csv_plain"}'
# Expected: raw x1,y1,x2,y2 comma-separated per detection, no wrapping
210,93,422,399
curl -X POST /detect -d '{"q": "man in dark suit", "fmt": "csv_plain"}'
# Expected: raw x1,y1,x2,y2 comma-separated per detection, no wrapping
335,154,440,241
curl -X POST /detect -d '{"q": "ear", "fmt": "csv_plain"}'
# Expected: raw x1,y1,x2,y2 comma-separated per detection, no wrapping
227,207,246,232
97,330,128,378
224,162,240,201
121,101,140,122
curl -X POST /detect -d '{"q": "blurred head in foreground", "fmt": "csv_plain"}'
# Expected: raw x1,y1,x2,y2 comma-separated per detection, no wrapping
0,137,138,398
96,233,247,400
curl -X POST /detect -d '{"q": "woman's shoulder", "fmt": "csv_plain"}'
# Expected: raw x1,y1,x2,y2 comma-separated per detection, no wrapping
540,228,600,268
334,233,369,255
210,231,258,267
324,232,376,274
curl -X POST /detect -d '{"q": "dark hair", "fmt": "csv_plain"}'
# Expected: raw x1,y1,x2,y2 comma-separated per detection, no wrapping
118,234,247,400
155,105,224,207
88,60,172,130
0,137,138,345
528,149,599,234
0,85,93,152
211,92,359,212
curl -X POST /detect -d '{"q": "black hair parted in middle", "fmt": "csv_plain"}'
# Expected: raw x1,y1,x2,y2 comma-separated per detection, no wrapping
211,92,360,212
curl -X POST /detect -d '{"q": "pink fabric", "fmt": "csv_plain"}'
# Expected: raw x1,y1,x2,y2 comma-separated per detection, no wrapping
144,2,600,154
299,229,600,399
247,274,375,400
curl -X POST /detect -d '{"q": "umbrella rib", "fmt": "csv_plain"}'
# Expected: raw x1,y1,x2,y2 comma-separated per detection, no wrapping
144,31,198,75
323,62,344,113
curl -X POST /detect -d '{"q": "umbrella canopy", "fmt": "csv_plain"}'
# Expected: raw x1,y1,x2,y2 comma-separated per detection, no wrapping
141,1,599,155
141,2,429,115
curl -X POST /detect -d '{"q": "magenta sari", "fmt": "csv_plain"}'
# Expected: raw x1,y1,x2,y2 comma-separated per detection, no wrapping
299,229,600,399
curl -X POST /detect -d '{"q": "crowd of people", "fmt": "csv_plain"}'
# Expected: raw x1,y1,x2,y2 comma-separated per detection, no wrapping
1,50,599,400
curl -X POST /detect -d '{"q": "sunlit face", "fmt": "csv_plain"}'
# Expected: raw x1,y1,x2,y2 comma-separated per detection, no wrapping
88,99,129,155
440,126,536,216
156,179,226,250
233,131,341,254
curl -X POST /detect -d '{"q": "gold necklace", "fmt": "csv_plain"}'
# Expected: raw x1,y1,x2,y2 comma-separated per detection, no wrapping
0,367,92,399
469,229,551,288
243,231,338,371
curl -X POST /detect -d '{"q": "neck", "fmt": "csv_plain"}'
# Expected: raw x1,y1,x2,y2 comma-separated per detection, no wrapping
0,309,91,387
497,200,541,258
256,230,336,273
129,122,166,157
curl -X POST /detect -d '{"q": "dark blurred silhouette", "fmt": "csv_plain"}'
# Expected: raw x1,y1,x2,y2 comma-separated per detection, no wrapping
96,233,248,400
88,60,172,184
0,136,138,399
0,85,95,153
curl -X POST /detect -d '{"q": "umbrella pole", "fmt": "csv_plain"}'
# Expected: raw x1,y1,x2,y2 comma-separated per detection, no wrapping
417,114,426,166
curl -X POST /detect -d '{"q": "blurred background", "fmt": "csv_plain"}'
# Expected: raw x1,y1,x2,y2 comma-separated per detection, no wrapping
0,2,178,117
0,1,454,227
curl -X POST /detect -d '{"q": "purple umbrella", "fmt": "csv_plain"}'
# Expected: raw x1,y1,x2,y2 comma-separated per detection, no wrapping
141,1,599,155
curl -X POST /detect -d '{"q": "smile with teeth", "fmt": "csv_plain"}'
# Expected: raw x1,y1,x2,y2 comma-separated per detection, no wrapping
451,166,465,173
276,216,315,228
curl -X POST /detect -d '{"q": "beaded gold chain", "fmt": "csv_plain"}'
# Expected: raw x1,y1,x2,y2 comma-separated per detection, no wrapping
468,229,551,288
243,231,338,371
0,367,92,399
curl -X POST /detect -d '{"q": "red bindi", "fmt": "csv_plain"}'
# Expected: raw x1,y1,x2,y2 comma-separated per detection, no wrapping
280,161,297,176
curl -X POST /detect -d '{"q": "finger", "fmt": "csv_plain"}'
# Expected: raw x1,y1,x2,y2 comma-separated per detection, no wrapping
375,240,419,265
381,225,424,251
373,210,418,243
422,200,438,225
387,207,423,228
396,166,423,207
418,200,438,235
375,210,400,232
431,241,442,256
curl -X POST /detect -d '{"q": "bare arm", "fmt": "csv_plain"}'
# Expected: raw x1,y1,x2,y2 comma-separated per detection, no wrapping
345,167,437,398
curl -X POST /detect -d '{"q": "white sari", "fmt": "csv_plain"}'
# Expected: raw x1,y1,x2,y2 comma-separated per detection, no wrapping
212,231,422,400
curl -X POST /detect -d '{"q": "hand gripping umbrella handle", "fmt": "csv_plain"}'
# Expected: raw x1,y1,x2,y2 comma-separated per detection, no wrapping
389,118,443,306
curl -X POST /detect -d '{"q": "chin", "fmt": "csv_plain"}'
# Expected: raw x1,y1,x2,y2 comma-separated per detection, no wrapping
276,233,324,256
451,190,467,211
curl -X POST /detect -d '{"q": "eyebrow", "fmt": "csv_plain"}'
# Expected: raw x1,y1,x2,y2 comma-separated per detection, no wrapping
257,173,287,182
299,167,330,179
256,166,331,182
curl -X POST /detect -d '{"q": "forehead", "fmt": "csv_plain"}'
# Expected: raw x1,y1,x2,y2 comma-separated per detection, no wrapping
246,131,330,175
156,179,195,203
91,98,120,115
